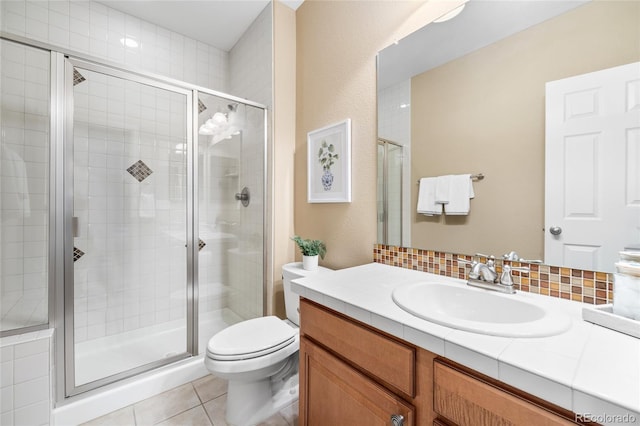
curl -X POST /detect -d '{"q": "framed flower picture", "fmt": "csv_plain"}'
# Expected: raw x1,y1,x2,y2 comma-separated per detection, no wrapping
307,119,352,203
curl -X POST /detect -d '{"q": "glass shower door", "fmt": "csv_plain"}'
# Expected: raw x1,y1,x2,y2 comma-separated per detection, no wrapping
196,92,265,353
66,59,193,393
0,39,51,334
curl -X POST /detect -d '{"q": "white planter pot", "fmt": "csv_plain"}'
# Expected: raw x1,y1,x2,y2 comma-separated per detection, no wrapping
302,255,319,271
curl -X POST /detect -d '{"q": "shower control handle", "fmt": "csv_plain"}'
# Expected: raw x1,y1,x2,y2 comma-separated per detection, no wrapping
235,187,250,207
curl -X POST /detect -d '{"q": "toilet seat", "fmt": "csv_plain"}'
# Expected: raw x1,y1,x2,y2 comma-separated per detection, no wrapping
207,316,297,361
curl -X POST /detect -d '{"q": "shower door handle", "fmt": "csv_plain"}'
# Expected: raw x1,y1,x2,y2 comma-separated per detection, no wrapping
72,217,79,238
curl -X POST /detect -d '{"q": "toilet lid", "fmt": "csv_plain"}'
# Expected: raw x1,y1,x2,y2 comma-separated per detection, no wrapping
207,316,297,361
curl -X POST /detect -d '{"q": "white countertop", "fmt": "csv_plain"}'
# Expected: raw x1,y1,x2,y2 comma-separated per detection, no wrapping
291,263,640,426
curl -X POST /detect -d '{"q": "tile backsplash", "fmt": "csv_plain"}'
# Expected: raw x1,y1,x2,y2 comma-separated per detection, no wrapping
373,244,614,305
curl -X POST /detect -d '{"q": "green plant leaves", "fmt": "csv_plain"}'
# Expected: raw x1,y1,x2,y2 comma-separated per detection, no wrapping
317,142,339,171
291,235,327,259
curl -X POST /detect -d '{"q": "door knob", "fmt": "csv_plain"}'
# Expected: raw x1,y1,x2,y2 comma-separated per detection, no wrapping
549,226,562,236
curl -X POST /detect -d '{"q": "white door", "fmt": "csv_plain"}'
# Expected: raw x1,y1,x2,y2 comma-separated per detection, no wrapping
545,61,640,271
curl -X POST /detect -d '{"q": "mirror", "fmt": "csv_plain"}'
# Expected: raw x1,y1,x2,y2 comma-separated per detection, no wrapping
377,0,640,273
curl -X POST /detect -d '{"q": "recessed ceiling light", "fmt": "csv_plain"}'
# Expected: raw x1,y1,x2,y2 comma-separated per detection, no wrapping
120,37,139,48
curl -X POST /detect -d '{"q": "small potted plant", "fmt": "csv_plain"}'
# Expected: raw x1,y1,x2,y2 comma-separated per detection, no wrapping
291,235,326,271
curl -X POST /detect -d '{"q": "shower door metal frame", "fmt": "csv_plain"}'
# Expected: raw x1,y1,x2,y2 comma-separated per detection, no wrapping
62,57,196,397
0,38,55,338
1,32,269,403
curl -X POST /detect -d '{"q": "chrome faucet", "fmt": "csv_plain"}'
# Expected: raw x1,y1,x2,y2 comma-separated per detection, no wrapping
477,258,498,282
459,254,497,282
458,254,528,294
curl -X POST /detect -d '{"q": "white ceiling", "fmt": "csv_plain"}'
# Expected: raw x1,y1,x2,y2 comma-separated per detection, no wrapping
99,0,304,52
378,0,589,90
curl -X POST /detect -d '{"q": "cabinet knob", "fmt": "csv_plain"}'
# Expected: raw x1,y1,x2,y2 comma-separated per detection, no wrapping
390,414,404,426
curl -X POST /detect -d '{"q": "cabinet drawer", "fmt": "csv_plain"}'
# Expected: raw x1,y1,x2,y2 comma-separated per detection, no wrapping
434,361,575,426
300,298,415,398
300,337,415,426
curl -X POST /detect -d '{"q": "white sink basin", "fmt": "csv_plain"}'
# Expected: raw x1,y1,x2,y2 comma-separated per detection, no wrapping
392,282,571,337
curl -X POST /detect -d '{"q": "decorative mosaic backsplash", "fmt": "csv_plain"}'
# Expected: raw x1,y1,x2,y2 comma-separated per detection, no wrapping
373,244,614,305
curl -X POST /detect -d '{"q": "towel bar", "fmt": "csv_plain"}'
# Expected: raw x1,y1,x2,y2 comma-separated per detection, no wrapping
417,173,484,184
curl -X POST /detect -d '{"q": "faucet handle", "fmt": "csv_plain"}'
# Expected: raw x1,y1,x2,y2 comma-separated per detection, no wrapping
458,257,482,279
475,252,494,259
457,257,475,266
500,265,530,286
503,251,519,261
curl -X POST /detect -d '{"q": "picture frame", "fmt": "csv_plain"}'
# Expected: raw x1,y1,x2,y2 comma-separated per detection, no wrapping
307,119,352,203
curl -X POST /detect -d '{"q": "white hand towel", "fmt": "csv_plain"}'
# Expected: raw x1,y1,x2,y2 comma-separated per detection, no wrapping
435,175,452,205
443,174,475,215
417,177,442,216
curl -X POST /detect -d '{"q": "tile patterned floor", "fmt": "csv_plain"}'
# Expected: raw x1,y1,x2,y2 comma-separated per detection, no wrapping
80,375,298,426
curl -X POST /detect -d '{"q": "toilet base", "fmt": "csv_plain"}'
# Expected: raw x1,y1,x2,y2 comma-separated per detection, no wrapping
225,374,298,426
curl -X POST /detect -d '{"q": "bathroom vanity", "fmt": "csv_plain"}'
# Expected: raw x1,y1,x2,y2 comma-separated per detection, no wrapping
293,263,640,426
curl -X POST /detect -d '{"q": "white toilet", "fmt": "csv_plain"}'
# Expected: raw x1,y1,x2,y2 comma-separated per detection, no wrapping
205,262,331,426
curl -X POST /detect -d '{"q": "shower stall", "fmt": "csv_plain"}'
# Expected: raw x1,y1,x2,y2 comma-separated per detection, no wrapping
377,138,404,246
1,36,267,399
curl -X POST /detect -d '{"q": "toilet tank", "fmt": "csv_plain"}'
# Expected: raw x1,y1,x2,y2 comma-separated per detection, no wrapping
282,262,332,326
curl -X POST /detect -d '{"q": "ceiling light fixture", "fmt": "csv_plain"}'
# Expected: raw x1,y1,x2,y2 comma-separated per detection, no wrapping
433,4,466,23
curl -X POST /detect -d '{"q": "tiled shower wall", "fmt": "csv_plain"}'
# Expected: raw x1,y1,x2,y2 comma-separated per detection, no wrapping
378,80,411,147
0,330,54,426
1,0,273,335
0,39,50,331
72,70,188,342
0,0,229,91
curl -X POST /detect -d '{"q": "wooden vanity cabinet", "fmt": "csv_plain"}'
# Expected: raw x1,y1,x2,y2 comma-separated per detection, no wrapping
300,337,415,425
298,298,594,426
433,360,582,426
299,298,438,425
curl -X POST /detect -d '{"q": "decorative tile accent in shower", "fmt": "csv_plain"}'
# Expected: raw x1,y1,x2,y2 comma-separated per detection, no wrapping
373,244,614,305
198,99,207,114
198,239,206,251
73,68,86,86
126,160,153,182
73,247,85,262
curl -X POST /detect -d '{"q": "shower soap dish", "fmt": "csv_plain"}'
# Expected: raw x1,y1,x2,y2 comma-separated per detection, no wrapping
582,304,640,339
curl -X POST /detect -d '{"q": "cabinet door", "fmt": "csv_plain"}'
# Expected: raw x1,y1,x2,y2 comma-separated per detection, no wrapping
300,336,414,426
434,361,577,426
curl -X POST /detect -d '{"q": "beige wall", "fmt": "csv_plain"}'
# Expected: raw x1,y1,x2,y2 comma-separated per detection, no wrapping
294,0,464,269
410,0,640,259
271,1,297,317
